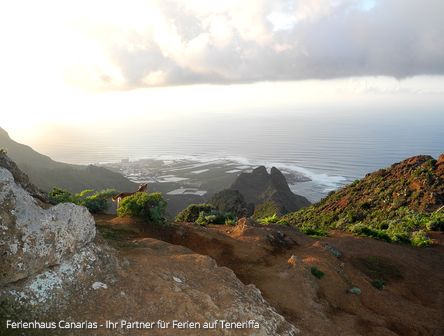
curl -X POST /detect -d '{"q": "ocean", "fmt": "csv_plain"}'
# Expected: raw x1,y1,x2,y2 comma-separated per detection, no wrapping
21,109,444,202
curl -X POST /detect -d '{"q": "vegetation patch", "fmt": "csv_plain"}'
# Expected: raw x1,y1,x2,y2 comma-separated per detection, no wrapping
410,230,431,247
259,213,280,224
281,156,443,246
300,227,328,237
117,192,167,225
175,204,214,222
310,266,325,279
195,210,237,226
253,200,281,220
371,279,386,290
49,187,117,214
176,203,236,225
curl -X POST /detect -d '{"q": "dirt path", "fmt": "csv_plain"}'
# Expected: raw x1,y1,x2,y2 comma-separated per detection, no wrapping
95,215,444,336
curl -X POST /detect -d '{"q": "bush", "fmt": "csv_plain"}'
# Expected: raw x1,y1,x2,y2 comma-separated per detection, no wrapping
49,187,117,214
176,203,237,225
410,230,431,247
426,212,444,231
195,210,236,226
175,204,214,222
49,187,73,204
117,192,167,224
253,200,281,220
349,224,392,242
196,211,209,226
225,218,237,225
371,279,385,290
259,213,280,224
300,227,328,237
310,266,325,279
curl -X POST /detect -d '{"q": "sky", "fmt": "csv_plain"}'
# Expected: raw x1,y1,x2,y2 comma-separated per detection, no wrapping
1,0,443,138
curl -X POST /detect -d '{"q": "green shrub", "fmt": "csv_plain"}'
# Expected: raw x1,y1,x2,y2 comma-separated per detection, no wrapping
276,218,289,225
426,212,444,231
49,187,117,214
117,192,167,224
310,266,325,279
300,227,328,237
349,224,391,242
225,218,237,225
410,230,431,247
259,213,279,224
196,211,209,226
371,279,385,290
195,210,236,226
253,201,281,220
49,187,73,204
175,204,214,222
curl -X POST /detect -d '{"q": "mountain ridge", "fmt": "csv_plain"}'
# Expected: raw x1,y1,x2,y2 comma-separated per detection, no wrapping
0,127,136,193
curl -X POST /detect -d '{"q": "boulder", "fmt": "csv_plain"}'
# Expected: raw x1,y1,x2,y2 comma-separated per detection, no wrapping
0,167,96,286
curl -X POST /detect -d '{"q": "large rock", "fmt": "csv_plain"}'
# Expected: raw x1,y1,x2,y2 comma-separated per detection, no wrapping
0,167,96,286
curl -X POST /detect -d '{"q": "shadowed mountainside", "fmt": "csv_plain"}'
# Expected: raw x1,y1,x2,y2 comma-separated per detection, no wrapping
0,127,136,193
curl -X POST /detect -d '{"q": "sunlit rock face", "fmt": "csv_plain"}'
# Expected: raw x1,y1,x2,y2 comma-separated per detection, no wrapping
0,167,96,286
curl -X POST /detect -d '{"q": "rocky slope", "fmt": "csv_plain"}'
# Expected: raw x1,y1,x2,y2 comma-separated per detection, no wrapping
230,166,310,216
0,127,136,193
96,214,444,336
0,155,298,336
283,155,444,240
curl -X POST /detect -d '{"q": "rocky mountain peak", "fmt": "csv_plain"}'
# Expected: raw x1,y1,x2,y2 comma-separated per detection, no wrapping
230,166,310,215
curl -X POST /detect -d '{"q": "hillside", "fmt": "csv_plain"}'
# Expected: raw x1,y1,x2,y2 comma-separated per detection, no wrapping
2,151,443,335
0,127,136,193
230,166,310,216
96,213,444,336
283,155,444,243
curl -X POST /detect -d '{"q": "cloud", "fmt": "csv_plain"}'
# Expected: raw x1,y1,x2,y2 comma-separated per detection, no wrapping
2,0,444,90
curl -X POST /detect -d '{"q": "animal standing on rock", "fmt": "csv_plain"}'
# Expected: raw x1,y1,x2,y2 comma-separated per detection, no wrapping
112,183,148,208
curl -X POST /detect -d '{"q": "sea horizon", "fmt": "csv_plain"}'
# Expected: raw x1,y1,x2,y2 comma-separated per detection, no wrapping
7,108,443,202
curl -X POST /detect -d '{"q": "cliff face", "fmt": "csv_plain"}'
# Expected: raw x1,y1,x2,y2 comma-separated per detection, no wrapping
230,166,310,215
0,155,299,336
